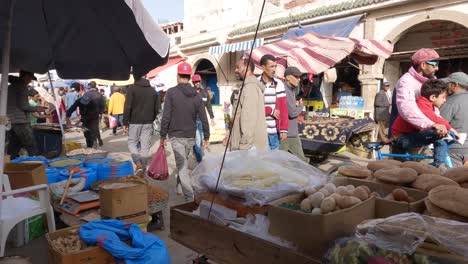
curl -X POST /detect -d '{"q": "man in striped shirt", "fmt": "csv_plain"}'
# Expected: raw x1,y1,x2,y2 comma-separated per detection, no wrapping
259,54,289,150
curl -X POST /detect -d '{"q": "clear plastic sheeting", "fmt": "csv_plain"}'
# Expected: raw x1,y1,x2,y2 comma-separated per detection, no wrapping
191,149,327,206
355,213,468,257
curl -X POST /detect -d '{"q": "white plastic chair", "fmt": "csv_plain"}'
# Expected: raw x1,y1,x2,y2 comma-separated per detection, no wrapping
0,174,56,256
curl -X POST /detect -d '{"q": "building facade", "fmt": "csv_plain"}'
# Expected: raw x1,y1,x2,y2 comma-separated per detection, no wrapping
160,0,468,114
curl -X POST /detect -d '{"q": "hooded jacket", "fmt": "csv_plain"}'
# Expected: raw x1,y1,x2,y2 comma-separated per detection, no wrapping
67,88,105,122
123,78,160,125
160,83,210,140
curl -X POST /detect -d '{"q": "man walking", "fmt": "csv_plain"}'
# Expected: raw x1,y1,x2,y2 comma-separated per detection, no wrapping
7,71,47,158
230,58,268,151
279,67,307,161
66,81,105,148
160,62,210,201
441,72,468,167
108,86,126,135
123,76,160,176
192,74,214,162
258,54,288,150
374,81,392,142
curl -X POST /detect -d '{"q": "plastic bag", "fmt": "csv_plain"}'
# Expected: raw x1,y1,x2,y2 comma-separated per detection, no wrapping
147,145,169,180
191,149,327,206
79,220,170,264
355,213,468,257
108,115,118,129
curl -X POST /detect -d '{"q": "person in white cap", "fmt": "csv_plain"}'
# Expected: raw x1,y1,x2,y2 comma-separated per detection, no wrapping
441,72,468,167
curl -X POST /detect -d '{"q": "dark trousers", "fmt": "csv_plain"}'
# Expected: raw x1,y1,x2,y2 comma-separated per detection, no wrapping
83,118,100,148
7,123,38,158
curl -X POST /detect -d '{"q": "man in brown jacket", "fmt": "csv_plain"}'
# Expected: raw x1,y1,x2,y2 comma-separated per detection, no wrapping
230,58,268,151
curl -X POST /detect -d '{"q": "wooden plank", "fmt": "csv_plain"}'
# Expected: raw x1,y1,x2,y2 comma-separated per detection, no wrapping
170,203,320,264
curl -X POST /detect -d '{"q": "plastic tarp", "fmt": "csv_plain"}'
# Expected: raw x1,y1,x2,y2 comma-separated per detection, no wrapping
79,220,170,264
355,213,468,257
282,15,362,40
191,149,327,206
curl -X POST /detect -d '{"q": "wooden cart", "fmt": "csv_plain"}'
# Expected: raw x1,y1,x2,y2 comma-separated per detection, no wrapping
170,202,320,264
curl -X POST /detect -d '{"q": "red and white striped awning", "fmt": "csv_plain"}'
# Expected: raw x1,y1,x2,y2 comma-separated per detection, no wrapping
248,32,393,75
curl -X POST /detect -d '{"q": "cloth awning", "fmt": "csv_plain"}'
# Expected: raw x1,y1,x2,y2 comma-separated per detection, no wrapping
248,32,393,75
147,56,184,79
208,39,265,55
89,76,135,86
282,15,363,40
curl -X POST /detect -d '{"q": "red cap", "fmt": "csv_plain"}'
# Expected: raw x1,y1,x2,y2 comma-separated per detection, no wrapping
411,48,439,65
192,74,201,82
177,62,192,75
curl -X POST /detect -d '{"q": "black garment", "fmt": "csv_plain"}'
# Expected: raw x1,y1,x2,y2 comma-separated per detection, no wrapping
83,118,100,148
160,83,210,140
198,88,214,119
66,89,105,122
67,89,105,147
123,78,160,125
7,124,38,158
374,90,391,121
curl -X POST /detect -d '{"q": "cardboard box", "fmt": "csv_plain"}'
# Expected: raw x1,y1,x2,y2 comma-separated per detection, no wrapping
47,226,114,264
4,162,47,190
4,154,10,163
99,181,148,223
334,177,427,218
268,194,375,257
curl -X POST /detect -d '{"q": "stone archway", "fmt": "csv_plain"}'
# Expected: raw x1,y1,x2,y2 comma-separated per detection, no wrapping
193,57,220,105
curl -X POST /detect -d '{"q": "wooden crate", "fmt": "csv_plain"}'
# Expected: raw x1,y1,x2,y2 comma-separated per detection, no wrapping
170,202,319,264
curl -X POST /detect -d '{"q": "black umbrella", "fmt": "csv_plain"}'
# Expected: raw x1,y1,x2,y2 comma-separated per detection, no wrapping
0,0,170,186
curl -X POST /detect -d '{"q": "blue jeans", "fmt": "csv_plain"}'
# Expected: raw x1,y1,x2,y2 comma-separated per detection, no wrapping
268,133,280,150
194,120,204,162
112,114,124,134
394,129,449,166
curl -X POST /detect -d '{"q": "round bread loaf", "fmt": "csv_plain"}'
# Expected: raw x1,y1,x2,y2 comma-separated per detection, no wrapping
412,174,459,192
460,182,468,189
337,165,372,179
425,199,468,222
367,160,401,172
374,167,418,184
443,167,468,183
401,161,440,175
428,185,468,217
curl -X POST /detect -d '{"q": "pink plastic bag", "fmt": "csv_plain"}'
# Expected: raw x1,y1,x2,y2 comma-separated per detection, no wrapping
148,145,169,180
108,115,118,129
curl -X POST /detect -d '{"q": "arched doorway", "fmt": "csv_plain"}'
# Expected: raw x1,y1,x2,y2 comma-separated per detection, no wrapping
384,20,468,85
194,59,219,105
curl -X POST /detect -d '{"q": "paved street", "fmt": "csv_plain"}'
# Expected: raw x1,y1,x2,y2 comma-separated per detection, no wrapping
6,126,369,263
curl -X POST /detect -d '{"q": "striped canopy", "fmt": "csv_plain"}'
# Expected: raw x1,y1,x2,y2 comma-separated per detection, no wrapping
209,39,264,55
248,33,393,75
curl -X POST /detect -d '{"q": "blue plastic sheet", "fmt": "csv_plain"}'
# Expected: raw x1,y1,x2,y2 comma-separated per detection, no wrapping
79,220,170,264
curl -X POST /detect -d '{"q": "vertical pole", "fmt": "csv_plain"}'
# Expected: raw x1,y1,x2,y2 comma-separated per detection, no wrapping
0,0,16,217
47,72,67,153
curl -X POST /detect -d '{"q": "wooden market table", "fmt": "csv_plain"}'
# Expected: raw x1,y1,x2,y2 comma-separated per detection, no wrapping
170,202,320,264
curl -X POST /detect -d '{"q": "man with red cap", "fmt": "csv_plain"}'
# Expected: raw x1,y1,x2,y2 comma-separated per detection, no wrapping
191,74,214,162
389,48,448,140
160,62,210,201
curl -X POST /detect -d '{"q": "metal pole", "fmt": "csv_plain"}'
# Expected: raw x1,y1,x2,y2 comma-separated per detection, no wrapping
0,0,17,217
47,72,67,153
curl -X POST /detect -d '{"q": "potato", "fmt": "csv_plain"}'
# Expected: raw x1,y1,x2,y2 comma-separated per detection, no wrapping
309,192,325,208
311,208,321,215
360,186,371,195
392,188,409,202
324,183,337,193
352,186,369,201
300,198,313,211
329,193,342,201
336,186,350,196
320,197,337,214
346,185,355,192
318,188,331,197
304,187,318,196
337,196,361,209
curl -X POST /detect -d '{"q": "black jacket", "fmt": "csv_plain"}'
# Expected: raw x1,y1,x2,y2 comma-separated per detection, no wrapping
198,88,214,119
67,88,104,121
123,78,160,125
374,90,391,121
160,83,210,140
